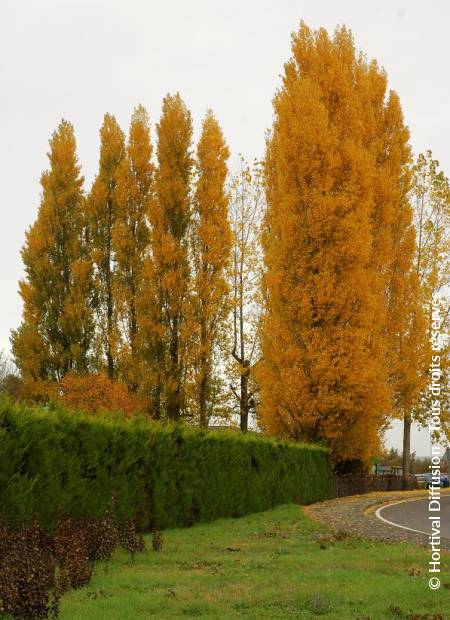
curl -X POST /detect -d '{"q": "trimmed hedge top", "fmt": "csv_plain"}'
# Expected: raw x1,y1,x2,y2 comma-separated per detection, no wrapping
0,399,331,530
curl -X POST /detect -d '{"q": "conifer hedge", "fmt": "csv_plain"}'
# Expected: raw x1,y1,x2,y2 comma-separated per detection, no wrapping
0,399,331,531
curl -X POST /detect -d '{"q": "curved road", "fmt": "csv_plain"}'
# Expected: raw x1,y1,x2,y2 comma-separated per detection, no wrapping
376,495,450,538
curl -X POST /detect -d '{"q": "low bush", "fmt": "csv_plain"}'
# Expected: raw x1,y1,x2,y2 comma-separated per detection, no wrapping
119,520,145,559
0,398,331,532
0,510,145,619
54,518,93,590
0,518,60,619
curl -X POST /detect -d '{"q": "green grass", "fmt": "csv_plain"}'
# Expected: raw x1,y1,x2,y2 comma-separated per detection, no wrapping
60,504,449,619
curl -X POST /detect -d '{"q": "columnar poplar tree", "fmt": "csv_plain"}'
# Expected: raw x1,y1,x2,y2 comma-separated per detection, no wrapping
376,94,428,477
138,251,165,417
88,114,125,379
192,111,231,427
228,158,265,432
406,152,450,467
258,23,392,466
11,120,93,395
351,54,428,475
147,93,193,421
113,105,154,391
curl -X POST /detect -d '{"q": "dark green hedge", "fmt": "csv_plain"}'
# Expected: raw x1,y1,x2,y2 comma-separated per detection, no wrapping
0,399,331,531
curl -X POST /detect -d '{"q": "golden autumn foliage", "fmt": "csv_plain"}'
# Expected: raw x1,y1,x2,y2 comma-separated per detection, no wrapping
358,80,429,473
192,111,231,426
11,120,94,396
258,23,404,465
56,372,148,417
11,23,442,466
142,93,194,421
88,114,125,379
113,105,154,391
380,96,428,473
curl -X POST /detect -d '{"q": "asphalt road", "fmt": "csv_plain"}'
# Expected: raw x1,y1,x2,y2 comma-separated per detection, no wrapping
377,495,450,538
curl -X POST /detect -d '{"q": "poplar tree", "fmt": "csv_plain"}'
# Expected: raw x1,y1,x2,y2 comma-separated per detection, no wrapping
138,255,165,417
88,114,125,379
113,105,154,391
353,54,428,475
376,94,428,477
408,152,450,460
228,158,264,432
258,23,391,466
192,111,231,427
146,94,193,421
11,120,93,395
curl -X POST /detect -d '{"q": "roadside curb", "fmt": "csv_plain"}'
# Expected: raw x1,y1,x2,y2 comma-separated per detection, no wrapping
303,490,450,550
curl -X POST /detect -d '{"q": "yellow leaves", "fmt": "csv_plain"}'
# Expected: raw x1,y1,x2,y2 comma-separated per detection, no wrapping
98,114,125,175
5,98,230,428
155,94,193,231
12,120,93,382
258,22,403,465
135,94,195,420
191,111,231,424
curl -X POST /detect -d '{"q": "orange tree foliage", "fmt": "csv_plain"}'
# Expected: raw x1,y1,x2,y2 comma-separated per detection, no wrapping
11,121,94,397
88,114,125,379
56,372,148,417
377,95,428,475
257,23,401,465
141,94,194,421
113,105,154,392
192,111,231,427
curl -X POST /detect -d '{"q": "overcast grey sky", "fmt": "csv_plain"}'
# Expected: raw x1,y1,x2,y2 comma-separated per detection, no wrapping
1,0,448,455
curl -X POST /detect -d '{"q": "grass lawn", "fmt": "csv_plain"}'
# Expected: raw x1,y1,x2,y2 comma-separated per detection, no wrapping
60,504,449,619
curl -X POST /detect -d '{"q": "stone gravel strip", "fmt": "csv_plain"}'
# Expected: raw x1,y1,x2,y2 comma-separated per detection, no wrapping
304,489,450,550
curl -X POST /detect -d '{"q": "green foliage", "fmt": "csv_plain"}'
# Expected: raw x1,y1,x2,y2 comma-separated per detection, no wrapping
0,399,330,531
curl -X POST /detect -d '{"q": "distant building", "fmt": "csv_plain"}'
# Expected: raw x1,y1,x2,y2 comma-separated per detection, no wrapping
373,463,403,476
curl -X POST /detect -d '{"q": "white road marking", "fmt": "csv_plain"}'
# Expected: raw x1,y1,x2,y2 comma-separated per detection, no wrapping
374,497,431,536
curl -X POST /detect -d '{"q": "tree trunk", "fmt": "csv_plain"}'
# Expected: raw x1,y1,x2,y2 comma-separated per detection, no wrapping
199,374,208,428
167,315,180,422
106,200,114,379
152,378,162,420
240,363,250,432
402,414,411,484
199,320,209,428
106,301,114,379
128,288,138,392
166,386,180,422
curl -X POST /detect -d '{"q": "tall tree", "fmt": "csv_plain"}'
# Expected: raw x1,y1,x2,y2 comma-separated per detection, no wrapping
412,151,450,309
257,23,392,466
192,111,231,427
113,105,154,391
146,94,193,421
88,114,125,379
228,158,264,432
11,120,93,395
354,60,428,476
138,253,166,418
377,95,428,478
410,152,450,445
